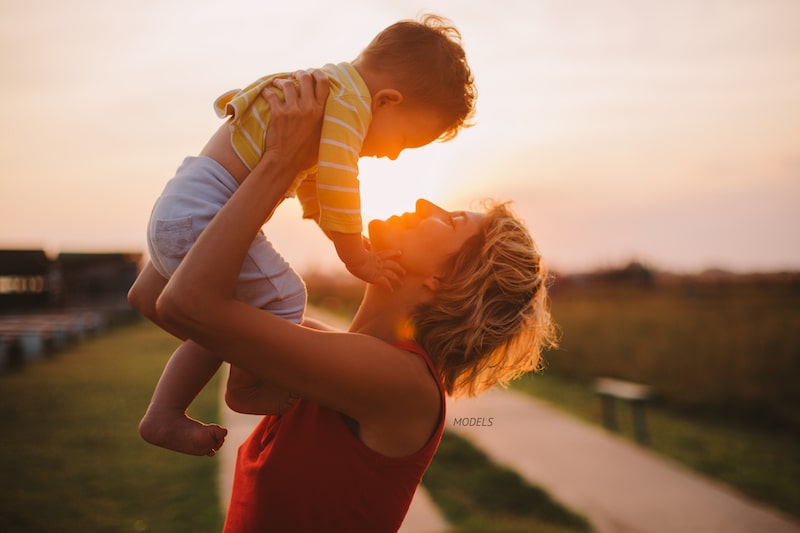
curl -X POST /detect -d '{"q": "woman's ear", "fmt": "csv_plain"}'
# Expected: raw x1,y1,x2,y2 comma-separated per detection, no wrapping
373,89,403,108
422,275,440,292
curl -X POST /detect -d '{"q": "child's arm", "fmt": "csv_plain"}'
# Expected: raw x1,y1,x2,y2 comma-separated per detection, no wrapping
330,231,404,289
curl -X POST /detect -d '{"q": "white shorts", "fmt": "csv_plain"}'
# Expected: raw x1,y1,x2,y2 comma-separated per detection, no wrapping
147,156,306,323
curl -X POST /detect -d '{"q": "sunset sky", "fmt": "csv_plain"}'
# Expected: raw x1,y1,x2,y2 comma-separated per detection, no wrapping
1,0,798,276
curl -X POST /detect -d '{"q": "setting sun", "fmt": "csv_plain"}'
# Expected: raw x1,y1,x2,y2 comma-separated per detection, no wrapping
357,150,460,224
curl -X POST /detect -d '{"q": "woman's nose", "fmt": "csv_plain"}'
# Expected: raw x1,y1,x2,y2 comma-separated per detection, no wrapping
415,199,444,215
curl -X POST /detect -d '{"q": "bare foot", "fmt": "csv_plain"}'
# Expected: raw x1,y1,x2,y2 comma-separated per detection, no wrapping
225,366,299,415
139,406,227,457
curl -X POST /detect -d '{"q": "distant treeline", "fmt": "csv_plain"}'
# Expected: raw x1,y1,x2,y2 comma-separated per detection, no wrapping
552,260,800,289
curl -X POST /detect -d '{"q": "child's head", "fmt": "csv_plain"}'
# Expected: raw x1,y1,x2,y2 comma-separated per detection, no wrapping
358,14,476,143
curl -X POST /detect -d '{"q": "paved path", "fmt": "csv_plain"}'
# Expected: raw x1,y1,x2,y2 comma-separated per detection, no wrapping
447,388,800,533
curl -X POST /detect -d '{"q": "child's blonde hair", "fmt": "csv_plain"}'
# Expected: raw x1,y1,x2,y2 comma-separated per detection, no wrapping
412,201,558,397
359,14,477,141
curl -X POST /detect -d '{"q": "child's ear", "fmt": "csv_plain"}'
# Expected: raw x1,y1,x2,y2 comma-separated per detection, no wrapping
373,89,403,108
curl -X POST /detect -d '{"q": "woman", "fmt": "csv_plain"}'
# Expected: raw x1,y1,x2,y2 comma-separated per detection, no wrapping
132,70,556,532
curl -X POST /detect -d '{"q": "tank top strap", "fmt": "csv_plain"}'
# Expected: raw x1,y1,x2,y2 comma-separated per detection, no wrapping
392,340,443,395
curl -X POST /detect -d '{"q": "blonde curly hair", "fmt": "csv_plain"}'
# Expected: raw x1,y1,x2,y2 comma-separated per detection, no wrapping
411,201,558,397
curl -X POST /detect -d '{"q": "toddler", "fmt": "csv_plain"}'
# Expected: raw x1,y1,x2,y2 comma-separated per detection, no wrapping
138,13,476,456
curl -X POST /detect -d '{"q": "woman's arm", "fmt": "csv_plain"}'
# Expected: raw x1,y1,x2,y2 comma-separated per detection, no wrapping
158,70,327,336
157,71,432,425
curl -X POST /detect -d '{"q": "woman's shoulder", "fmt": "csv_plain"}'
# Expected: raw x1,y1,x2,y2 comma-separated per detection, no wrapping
392,340,442,391
354,340,444,457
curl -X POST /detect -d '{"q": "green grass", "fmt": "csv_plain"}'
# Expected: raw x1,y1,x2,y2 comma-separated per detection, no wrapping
422,431,592,533
0,320,223,533
545,280,800,425
513,373,800,521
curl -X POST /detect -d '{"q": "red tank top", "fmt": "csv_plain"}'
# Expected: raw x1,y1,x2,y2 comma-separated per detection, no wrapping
222,341,445,533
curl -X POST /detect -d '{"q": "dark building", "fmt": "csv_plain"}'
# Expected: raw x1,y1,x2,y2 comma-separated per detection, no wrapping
0,249,142,313
0,249,53,310
56,252,141,308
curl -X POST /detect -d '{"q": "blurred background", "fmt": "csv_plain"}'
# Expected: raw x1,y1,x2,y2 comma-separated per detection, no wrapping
1,1,798,532
1,0,798,275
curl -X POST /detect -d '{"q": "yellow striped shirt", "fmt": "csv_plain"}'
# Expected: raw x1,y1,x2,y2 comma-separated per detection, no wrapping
214,62,372,234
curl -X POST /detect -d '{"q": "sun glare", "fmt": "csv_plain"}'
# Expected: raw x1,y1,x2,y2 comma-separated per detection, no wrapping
357,150,455,223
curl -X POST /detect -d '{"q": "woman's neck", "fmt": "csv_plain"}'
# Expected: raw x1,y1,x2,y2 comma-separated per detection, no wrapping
349,285,416,345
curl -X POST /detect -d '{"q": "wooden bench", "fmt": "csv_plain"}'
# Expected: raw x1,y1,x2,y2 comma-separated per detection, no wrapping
594,377,653,445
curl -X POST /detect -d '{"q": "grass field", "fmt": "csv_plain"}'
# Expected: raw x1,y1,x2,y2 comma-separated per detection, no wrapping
0,320,223,533
543,277,800,425
423,431,592,533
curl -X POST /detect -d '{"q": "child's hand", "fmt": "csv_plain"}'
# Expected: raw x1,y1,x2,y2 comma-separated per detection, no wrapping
346,249,405,290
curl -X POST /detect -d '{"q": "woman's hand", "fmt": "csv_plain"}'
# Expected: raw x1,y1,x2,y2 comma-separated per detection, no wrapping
260,69,330,178
158,70,330,338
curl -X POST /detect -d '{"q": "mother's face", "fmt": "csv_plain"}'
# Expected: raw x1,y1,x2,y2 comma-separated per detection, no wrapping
368,199,483,278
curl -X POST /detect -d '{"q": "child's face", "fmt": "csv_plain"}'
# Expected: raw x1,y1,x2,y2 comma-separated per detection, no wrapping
361,103,446,160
